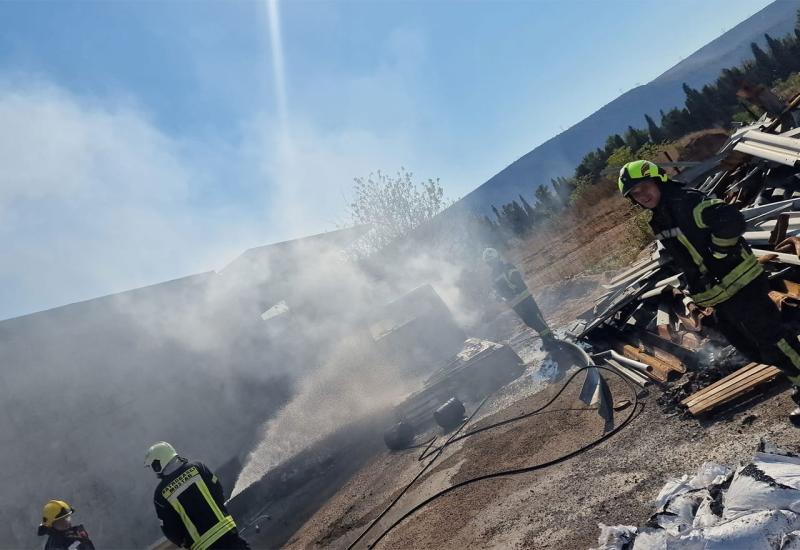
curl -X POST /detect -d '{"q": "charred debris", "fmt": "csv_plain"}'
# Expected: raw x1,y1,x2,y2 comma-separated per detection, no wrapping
572,88,800,418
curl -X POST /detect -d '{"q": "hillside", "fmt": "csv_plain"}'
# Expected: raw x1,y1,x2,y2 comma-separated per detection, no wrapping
458,0,799,213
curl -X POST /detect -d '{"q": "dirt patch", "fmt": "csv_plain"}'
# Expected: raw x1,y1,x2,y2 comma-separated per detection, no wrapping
288,377,800,549
285,277,800,550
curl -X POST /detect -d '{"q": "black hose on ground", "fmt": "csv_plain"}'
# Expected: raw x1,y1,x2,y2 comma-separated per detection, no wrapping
346,394,493,550
347,365,640,550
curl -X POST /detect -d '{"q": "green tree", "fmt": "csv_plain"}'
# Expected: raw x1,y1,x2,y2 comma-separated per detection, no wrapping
660,108,692,140
749,42,776,84
519,194,536,219
623,126,649,151
682,83,715,128
533,184,559,218
603,134,626,156
551,176,579,203
765,34,794,80
498,200,532,236
575,149,608,180
606,145,636,169
644,114,665,143
345,168,449,255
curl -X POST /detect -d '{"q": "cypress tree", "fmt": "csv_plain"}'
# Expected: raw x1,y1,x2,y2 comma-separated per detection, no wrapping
519,194,536,219
750,42,776,84
644,114,664,143
491,205,503,225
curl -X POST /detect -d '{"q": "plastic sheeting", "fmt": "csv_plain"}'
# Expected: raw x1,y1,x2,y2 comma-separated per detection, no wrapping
592,449,800,550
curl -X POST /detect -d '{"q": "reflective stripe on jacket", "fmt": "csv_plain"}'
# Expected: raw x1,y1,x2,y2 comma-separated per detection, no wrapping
649,184,762,307
154,461,237,550
491,261,531,305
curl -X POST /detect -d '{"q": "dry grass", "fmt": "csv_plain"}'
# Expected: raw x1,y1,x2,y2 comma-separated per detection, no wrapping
508,127,737,287
509,179,653,288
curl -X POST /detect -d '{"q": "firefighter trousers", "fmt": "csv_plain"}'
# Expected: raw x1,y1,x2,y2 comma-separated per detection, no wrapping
511,296,553,341
713,273,800,380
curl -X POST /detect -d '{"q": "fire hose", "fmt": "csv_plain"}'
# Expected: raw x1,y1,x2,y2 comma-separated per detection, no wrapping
346,364,640,549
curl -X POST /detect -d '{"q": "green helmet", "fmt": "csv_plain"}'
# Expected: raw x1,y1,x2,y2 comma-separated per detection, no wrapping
482,247,500,264
144,441,178,474
618,160,668,196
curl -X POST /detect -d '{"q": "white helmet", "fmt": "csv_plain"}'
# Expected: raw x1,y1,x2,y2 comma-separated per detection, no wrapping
144,441,179,475
482,247,500,264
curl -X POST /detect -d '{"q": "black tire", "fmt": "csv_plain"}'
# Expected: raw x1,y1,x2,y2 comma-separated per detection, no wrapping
384,421,416,450
433,397,466,431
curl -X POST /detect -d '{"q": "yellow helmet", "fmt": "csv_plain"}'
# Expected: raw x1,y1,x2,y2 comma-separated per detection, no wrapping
40,499,74,529
144,441,179,474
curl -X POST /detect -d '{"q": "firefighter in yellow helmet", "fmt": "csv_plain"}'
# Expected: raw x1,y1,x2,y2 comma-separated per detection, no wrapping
482,247,557,350
145,441,250,549
619,159,800,425
37,499,95,550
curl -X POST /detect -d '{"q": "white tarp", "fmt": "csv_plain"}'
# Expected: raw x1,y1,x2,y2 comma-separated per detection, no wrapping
592,450,800,550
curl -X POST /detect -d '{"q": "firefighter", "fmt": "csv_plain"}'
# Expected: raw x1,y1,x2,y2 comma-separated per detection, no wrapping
482,247,557,350
144,442,250,550
37,499,95,550
619,159,800,424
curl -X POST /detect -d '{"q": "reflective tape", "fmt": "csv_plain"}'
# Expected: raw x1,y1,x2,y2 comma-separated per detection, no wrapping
508,289,531,307
676,232,710,275
777,339,800,371
693,199,724,229
691,251,763,306
711,234,739,248
191,516,236,550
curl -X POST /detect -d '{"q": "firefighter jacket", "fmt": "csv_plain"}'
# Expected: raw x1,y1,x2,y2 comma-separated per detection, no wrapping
39,525,95,550
154,460,238,550
649,183,762,307
490,260,531,307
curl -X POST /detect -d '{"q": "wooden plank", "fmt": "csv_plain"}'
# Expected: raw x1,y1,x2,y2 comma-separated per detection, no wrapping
683,365,770,407
681,363,763,407
688,367,781,414
617,344,674,382
681,363,764,408
650,346,687,374
689,368,781,413
687,367,777,410
681,364,772,409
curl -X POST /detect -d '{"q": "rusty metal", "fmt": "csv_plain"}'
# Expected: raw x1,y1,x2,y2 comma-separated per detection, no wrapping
769,213,790,245
768,290,800,311
776,236,800,258
780,279,800,297
676,300,713,333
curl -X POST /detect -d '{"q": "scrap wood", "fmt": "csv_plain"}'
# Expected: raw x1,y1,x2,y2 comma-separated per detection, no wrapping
778,279,800,296
776,236,800,258
768,290,800,311
680,362,782,415
636,331,692,373
613,343,680,382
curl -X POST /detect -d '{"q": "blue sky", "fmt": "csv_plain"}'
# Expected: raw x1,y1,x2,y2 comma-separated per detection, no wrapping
0,0,775,319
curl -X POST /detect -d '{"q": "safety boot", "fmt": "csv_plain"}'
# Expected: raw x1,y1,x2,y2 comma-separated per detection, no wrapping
790,386,800,428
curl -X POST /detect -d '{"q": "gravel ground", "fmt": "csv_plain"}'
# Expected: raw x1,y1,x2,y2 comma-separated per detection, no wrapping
283,275,800,550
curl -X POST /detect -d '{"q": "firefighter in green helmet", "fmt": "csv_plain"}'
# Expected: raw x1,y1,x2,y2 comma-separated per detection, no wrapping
482,247,557,351
619,159,800,425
